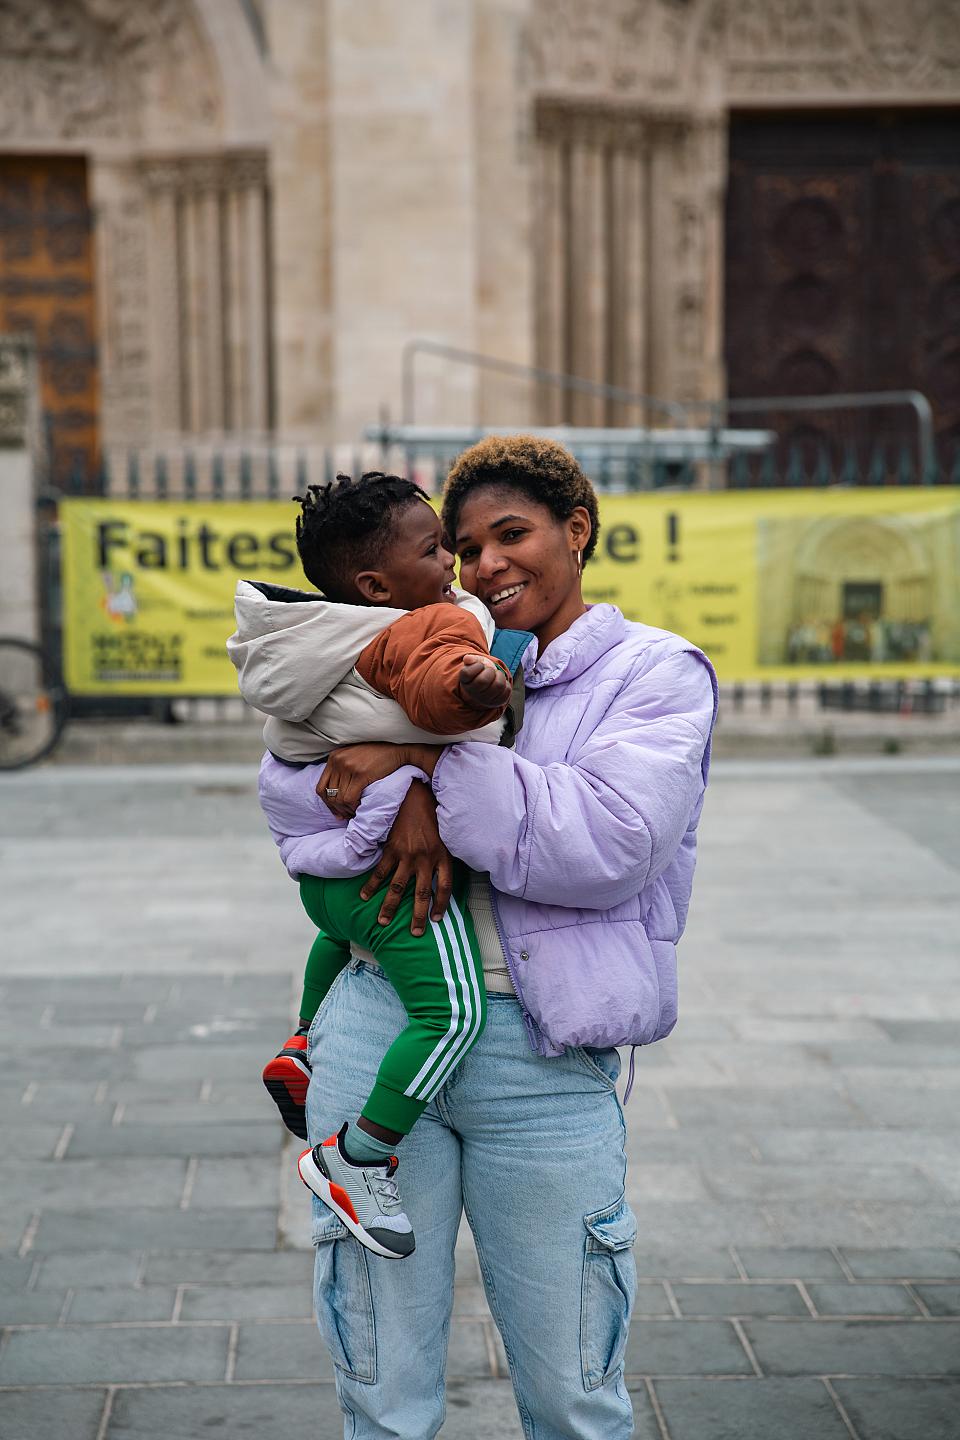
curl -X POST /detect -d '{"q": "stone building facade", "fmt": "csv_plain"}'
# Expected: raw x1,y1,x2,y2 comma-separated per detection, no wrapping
0,0,958,477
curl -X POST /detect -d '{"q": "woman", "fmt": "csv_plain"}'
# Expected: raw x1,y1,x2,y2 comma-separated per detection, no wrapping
300,435,717,1439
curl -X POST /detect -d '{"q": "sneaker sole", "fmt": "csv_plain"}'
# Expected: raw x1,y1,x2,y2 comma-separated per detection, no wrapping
297,1150,411,1261
262,1056,310,1140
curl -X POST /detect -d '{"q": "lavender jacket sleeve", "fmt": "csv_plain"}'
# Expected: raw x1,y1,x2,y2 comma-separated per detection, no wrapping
257,754,426,879
431,650,715,910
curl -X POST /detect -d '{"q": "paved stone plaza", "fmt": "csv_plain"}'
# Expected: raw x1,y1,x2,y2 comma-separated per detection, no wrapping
1,756,958,1439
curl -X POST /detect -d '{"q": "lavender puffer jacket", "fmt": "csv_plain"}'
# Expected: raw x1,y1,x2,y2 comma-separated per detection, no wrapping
260,604,717,1059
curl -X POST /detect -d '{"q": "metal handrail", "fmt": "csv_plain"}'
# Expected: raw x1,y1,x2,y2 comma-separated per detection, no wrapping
703,391,935,477
400,338,689,426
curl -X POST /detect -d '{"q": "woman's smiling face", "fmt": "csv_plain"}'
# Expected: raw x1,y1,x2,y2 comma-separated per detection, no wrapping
454,486,592,650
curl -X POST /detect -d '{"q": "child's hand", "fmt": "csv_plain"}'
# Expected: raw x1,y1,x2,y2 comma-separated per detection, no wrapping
457,653,512,711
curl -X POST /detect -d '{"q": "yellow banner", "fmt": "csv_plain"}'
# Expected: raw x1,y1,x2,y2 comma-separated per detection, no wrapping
61,502,310,696
61,490,960,694
580,488,960,682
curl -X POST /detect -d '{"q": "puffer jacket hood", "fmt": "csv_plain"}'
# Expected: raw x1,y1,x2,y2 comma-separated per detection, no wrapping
227,580,493,722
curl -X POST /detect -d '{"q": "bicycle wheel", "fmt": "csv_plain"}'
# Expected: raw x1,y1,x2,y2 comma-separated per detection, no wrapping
0,637,69,771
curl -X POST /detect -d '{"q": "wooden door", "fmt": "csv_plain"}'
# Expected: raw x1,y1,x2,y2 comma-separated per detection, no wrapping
0,155,99,489
725,111,960,475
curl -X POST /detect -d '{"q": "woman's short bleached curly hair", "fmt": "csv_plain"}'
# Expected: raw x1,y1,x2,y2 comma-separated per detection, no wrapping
441,434,600,565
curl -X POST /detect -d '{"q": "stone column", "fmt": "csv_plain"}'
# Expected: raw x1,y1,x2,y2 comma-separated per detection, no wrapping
646,116,727,409
474,0,536,424
145,176,182,435
608,124,647,425
201,188,225,433
0,337,39,643
182,189,207,433
243,181,269,434
567,128,607,426
700,117,728,405
645,124,677,405
223,185,249,433
534,125,566,423
328,0,479,436
267,0,335,439
89,160,150,449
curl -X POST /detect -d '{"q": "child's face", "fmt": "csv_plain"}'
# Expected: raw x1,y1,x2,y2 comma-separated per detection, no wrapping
357,501,457,610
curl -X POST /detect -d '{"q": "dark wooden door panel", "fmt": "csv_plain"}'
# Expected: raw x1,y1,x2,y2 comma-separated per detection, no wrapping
0,155,99,488
725,111,960,472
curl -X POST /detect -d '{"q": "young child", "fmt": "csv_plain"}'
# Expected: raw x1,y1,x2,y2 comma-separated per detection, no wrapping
227,473,531,1260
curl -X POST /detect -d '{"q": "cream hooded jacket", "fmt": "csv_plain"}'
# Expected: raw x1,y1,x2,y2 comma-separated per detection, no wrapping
227,580,505,763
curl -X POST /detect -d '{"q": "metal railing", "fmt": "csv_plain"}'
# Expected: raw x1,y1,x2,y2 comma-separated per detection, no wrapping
688,391,942,489
400,338,689,427
363,423,776,493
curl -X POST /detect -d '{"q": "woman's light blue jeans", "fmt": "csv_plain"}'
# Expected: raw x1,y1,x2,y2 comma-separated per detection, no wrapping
305,959,637,1440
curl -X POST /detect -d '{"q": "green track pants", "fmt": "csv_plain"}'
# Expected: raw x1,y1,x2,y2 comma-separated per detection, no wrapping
298,867,487,1134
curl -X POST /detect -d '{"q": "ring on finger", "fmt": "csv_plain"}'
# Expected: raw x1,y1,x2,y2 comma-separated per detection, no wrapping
325,787,339,797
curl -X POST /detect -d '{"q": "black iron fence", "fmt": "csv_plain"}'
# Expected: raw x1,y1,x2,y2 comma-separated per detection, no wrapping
51,432,957,503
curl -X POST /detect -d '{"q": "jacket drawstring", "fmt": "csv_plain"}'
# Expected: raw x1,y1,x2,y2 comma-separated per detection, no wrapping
623,1045,638,1103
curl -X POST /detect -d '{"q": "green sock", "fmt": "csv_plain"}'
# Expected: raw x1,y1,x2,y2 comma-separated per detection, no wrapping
343,1123,399,1167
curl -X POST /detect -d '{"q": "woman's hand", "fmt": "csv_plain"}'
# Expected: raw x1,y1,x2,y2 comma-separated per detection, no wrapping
317,742,445,819
359,781,452,934
316,742,438,819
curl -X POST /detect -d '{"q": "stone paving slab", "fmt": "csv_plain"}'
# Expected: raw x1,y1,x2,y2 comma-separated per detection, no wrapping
734,1247,849,1280
188,1156,282,1209
66,1288,179,1323
831,1379,960,1440
0,1325,232,1385
841,1249,960,1280
670,1282,809,1317
624,1320,755,1377
915,1285,960,1316
0,1388,108,1440
0,1257,34,1290
140,1248,314,1287
654,1377,853,1440
0,1291,69,1325
742,1319,960,1377
33,1250,144,1289
104,1384,343,1440
1,1124,69,1160
807,1283,923,1317
29,1207,280,1254
0,1158,188,1211
636,1246,743,1280
233,1320,336,1382
179,1282,314,1322
0,1210,33,1253
64,1120,283,1158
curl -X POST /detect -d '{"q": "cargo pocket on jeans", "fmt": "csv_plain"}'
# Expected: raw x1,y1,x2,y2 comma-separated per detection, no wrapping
312,1209,377,1384
579,1195,637,1391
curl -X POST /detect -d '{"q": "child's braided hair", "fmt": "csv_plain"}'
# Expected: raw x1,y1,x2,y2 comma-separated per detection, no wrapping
294,471,429,600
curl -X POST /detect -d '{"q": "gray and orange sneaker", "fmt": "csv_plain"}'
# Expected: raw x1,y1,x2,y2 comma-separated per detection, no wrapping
298,1122,415,1260
262,1033,311,1140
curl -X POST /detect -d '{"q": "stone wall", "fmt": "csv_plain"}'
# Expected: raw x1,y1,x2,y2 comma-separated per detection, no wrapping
0,0,957,452
0,336,40,642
